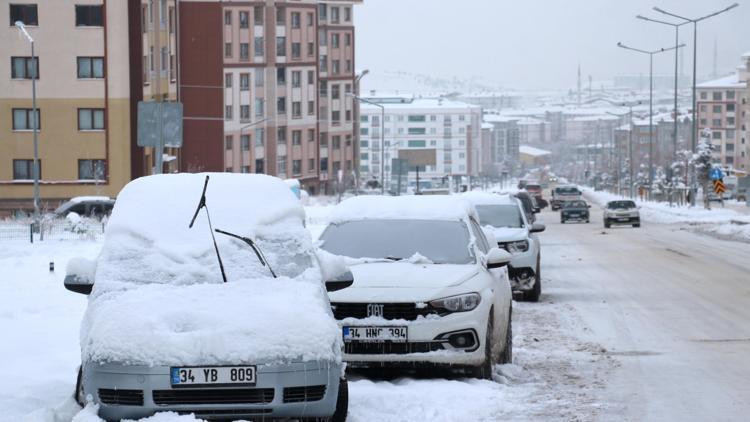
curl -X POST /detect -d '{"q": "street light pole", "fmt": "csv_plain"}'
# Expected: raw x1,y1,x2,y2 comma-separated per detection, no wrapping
349,94,385,194
652,3,739,152
15,21,40,221
617,42,684,188
353,70,369,191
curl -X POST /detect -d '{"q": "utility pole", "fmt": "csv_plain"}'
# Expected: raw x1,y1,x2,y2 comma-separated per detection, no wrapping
15,22,40,221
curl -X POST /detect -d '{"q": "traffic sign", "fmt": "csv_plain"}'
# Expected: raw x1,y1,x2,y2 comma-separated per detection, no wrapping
714,179,726,195
710,167,723,181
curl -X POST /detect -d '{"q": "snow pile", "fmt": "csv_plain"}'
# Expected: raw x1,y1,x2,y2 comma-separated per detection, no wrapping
583,187,750,242
461,191,517,206
81,173,341,366
330,195,476,224
66,257,97,281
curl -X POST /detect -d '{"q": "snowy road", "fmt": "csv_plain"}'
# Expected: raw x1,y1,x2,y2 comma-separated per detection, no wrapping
542,205,750,421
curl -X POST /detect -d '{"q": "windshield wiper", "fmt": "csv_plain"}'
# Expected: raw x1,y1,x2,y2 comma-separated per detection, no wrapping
385,256,403,261
215,229,277,278
188,175,228,283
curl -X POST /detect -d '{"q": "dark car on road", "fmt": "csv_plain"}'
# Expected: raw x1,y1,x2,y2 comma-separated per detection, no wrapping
514,191,540,224
560,200,590,224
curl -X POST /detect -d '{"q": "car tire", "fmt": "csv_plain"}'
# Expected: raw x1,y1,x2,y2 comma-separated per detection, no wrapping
633,223,640,228
585,218,590,223
499,308,513,364
472,317,494,380
330,378,349,422
604,220,611,229
560,218,565,224
523,260,542,302
74,366,84,407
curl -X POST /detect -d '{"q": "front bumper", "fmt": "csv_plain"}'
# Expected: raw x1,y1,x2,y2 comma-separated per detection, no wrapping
82,360,342,421
605,215,640,224
339,299,491,367
561,211,589,221
505,246,537,291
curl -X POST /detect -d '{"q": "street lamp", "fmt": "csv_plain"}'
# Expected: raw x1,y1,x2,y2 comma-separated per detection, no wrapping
352,70,369,192
635,15,690,161
15,21,40,221
617,42,684,188
652,3,739,152
348,93,385,195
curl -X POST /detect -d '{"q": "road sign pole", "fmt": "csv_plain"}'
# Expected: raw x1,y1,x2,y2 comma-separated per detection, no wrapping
155,102,164,175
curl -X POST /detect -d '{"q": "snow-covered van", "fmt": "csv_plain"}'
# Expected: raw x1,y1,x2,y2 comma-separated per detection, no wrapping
63,173,347,421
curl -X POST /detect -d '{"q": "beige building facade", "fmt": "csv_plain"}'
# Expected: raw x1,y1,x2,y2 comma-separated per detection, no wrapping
0,0,131,216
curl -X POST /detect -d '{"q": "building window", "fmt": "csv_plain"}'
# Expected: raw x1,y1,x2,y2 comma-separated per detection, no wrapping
291,12,300,28
331,33,340,48
330,6,339,23
169,6,175,34
255,98,264,117
292,71,301,88
713,105,722,113
291,42,301,59
331,84,340,99
255,70,264,87
318,3,327,21
700,92,707,100
12,108,40,131
75,5,103,27
332,111,341,125
308,100,315,115
277,126,287,143
726,90,736,100
727,117,735,126
332,136,341,149
408,140,426,148
255,159,264,173
408,115,426,122
292,130,301,145
225,42,232,58
408,128,426,135
727,103,735,112
713,131,721,139
240,43,249,60
225,105,233,120
224,10,231,25
319,55,328,72
255,128,265,146
360,128,369,136
254,6,263,25
292,159,301,175
276,36,286,57
320,80,327,97
240,105,250,121
361,152,369,160
307,12,314,26
239,11,249,28
292,101,301,118
276,7,285,25
344,7,351,21
11,57,38,79
277,97,286,114
225,136,233,150
13,159,39,180
78,108,105,130
712,118,722,127
78,159,106,180
240,73,250,90
307,42,314,57
309,158,315,172
320,157,328,172
345,110,352,122
225,73,232,88
241,134,250,151
241,165,250,173
308,129,315,142
277,67,286,85
254,37,264,57
332,60,340,75
10,4,38,26
712,92,722,101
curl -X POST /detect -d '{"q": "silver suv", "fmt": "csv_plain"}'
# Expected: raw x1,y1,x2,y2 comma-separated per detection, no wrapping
603,200,640,228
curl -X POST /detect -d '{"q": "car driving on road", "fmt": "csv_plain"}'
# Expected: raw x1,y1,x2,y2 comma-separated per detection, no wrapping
465,192,545,302
551,185,582,211
603,200,640,228
560,200,591,224
63,173,347,421
318,196,514,379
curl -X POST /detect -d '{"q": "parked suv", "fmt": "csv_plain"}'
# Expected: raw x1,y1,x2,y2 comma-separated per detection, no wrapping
54,196,115,218
64,173,347,421
466,193,545,302
318,196,513,379
551,186,581,210
603,200,640,228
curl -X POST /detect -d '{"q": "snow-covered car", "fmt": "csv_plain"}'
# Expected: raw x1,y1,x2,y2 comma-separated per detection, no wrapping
317,196,514,378
465,193,546,302
63,173,347,421
560,200,591,224
603,200,640,228
551,186,582,211
54,196,115,218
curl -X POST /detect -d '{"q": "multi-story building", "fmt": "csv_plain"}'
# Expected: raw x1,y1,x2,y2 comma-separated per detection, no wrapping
358,96,482,188
482,114,520,175
696,54,750,171
1,1,132,216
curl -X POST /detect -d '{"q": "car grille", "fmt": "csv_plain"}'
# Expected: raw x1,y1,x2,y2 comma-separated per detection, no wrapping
178,408,272,417
345,341,444,355
331,302,447,320
153,388,274,405
283,385,327,403
98,389,144,406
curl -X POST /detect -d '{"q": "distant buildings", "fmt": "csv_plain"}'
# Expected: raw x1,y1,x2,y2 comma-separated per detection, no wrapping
696,53,750,172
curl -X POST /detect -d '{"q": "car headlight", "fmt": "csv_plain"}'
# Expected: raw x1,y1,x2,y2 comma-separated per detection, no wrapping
430,293,481,313
505,240,529,254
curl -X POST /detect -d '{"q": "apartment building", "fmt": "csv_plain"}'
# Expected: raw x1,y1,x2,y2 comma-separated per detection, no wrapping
1,1,132,216
696,54,750,171
482,115,520,174
358,96,482,187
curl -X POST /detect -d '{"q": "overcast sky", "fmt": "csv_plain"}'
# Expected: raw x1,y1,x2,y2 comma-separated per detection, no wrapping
354,0,750,91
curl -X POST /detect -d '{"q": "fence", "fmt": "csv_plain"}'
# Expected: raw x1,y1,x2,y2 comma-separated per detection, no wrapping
0,218,106,242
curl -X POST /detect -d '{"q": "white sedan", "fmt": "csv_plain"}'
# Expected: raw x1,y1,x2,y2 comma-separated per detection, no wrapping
318,196,514,378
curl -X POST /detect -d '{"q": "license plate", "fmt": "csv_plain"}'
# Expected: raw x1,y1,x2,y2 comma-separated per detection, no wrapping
343,326,407,342
618,218,629,222
170,366,256,387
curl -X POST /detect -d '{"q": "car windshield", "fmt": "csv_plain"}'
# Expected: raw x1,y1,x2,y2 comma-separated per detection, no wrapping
556,187,579,195
476,204,524,228
564,201,587,208
608,201,636,209
526,185,541,191
319,219,473,264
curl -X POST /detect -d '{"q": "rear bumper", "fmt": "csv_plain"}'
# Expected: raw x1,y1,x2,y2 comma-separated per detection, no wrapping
82,360,342,421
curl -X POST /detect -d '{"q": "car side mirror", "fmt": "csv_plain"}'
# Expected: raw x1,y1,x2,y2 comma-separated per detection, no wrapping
532,207,541,214
530,222,546,233
64,257,96,295
486,247,512,269
587,205,592,208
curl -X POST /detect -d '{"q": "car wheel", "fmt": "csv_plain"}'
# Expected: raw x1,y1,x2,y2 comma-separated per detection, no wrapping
560,218,565,224
585,218,590,223
471,317,494,380
633,223,640,228
499,308,513,364
330,378,349,422
604,220,611,229
74,366,84,407
523,260,542,302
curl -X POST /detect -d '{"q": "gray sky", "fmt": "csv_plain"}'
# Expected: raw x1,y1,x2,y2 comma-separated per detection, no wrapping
354,0,750,90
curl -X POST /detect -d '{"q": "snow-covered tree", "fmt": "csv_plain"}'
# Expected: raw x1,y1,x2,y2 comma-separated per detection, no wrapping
691,128,716,209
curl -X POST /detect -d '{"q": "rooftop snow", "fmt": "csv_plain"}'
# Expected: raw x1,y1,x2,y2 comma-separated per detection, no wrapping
69,196,113,203
520,145,552,157
462,192,518,206
697,73,746,89
359,97,480,111
329,195,477,224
